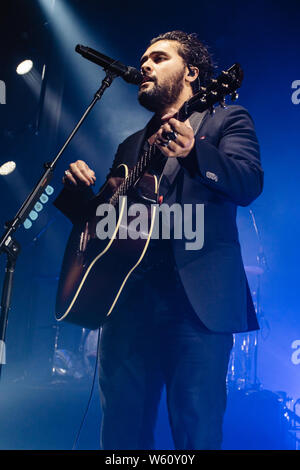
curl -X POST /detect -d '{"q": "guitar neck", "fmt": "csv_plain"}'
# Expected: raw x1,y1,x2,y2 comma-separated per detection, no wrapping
109,143,154,206
109,102,197,205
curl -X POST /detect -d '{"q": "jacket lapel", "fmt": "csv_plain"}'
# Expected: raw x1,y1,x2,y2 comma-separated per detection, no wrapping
126,128,148,168
125,110,208,196
159,110,208,196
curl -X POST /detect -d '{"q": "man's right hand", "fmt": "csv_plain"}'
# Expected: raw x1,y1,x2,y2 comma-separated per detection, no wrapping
63,160,96,188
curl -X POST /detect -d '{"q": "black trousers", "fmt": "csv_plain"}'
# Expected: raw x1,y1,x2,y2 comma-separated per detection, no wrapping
98,252,233,450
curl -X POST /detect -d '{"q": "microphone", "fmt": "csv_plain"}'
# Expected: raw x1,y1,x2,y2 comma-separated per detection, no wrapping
75,44,143,85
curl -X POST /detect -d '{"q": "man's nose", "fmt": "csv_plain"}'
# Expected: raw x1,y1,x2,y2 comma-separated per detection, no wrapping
141,60,153,75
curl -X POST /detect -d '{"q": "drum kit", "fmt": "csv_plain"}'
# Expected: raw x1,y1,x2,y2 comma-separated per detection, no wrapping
225,210,271,391
227,264,266,392
224,260,300,450
51,327,99,381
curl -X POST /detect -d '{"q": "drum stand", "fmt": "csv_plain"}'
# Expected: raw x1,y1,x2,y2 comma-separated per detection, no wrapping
227,208,271,391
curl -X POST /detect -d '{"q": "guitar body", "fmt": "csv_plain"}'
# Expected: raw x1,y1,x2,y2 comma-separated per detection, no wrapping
55,164,160,329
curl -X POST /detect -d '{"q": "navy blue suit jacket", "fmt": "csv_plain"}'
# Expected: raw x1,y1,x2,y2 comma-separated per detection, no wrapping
54,104,264,333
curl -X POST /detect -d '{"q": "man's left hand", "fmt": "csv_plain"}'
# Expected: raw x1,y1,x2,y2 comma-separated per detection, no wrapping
155,113,195,158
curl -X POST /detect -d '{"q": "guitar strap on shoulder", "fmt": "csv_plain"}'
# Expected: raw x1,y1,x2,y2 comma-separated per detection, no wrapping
189,110,208,135
159,110,208,197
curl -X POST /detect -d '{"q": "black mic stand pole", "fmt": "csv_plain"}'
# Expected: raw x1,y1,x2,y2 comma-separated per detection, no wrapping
0,70,117,380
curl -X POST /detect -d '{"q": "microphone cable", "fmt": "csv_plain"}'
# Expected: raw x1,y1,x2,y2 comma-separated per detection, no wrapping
71,328,101,450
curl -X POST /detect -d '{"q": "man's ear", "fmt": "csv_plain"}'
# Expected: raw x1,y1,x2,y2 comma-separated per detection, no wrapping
185,65,199,84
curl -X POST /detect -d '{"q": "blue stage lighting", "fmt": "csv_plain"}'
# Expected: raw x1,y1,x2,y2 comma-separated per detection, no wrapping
45,185,54,195
29,210,38,221
34,202,43,212
23,185,55,229
40,194,49,204
23,219,33,230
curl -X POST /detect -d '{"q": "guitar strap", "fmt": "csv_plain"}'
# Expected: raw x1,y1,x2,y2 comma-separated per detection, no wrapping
158,110,208,199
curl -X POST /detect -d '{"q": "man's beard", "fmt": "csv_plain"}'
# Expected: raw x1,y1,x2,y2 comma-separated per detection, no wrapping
138,67,185,113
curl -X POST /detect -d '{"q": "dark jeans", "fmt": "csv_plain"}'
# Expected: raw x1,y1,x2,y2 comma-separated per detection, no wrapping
98,250,233,450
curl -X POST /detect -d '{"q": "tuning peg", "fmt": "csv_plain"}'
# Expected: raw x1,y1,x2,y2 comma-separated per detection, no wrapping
219,99,227,108
221,70,229,77
231,91,239,101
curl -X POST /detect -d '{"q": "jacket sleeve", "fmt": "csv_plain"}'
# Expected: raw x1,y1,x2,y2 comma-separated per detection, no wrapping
194,106,264,206
53,144,125,224
53,185,95,224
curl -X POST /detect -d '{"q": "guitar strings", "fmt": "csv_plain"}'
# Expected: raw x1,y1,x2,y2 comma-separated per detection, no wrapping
109,144,154,207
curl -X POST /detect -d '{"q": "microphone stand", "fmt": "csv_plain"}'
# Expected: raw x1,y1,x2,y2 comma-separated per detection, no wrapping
0,70,117,380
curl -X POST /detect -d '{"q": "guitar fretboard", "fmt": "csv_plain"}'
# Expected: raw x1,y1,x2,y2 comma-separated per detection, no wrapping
109,144,155,206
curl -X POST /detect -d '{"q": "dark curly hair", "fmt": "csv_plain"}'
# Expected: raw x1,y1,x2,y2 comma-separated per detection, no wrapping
149,30,214,93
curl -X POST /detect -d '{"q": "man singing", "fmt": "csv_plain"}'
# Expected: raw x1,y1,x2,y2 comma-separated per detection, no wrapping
54,31,264,450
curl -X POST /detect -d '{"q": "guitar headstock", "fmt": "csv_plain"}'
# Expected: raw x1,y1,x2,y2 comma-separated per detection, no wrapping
180,63,244,119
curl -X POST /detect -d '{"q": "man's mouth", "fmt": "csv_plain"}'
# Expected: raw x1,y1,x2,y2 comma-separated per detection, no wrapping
141,76,155,86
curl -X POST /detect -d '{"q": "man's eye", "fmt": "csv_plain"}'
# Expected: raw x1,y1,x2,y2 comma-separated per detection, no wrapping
155,56,165,63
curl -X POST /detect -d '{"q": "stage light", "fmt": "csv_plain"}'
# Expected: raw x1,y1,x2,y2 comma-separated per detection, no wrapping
23,219,33,230
40,194,49,204
45,185,54,195
34,202,43,212
23,185,54,230
16,59,34,75
0,161,16,175
29,210,38,221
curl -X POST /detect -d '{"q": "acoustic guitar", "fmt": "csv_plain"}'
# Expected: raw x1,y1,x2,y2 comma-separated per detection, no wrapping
55,64,243,329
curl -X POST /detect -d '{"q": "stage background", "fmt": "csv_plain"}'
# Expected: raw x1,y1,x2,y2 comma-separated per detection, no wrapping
0,0,299,450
